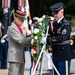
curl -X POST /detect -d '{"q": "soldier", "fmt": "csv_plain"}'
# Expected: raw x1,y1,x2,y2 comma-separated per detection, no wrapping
7,10,33,75
0,21,2,69
49,2,72,75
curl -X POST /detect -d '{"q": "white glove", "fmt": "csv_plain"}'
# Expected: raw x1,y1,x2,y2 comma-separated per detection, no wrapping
3,8,8,14
1,39,5,43
41,37,46,44
29,19,32,25
27,30,32,36
50,16,54,21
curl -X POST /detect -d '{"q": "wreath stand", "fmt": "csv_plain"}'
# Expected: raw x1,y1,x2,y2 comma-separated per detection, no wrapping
32,26,60,75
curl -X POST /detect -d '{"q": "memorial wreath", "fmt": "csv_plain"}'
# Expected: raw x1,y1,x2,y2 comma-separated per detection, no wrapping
31,15,50,62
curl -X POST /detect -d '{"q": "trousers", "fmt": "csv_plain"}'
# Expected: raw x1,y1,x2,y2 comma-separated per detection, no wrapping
53,60,71,75
8,62,25,75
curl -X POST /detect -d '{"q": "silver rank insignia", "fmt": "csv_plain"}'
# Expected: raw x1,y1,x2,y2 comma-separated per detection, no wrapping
62,29,67,34
57,28,61,34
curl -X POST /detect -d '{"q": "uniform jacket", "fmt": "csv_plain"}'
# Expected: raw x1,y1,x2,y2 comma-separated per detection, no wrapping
7,22,32,63
51,18,72,62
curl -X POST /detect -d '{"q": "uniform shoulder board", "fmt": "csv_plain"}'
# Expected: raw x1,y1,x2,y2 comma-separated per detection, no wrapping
65,22,70,26
63,19,68,23
63,19,70,26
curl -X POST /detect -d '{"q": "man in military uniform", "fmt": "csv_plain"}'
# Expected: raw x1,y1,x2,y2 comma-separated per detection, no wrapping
7,10,33,75
49,2,72,75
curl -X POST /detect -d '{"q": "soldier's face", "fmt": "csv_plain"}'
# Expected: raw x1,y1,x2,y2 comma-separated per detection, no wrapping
54,10,63,21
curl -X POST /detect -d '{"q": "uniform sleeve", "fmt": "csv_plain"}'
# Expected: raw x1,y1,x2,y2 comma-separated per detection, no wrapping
48,25,53,36
7,27,33,45
52,23,71,42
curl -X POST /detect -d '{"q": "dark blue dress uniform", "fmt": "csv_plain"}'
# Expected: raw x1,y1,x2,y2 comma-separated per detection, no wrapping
0,39,2,69
1,39,8,69
52,19,71,75
50,2,72,75
0,24,8,69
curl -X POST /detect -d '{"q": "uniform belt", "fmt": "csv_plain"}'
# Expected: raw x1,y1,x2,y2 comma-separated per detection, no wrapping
55,40,70,45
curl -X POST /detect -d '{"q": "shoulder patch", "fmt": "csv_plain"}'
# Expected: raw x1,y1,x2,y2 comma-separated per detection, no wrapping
62,19,70,26
62,29,67,34
65,22,69,26
63,19,67,22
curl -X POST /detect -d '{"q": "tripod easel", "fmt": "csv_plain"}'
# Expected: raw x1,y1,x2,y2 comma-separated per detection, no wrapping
32,26,60,75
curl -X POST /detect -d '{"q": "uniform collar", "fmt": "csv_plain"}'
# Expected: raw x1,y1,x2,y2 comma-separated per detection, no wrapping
57,16,64,23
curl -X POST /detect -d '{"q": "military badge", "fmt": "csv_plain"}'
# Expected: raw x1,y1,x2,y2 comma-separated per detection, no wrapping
70,39,74,45
57,28,61,34
62,29,67,34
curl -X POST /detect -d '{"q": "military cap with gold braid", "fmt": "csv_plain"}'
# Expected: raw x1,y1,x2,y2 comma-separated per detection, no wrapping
50,2,63,15
15,10,26,20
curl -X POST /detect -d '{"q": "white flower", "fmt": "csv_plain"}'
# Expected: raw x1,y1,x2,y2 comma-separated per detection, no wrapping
31,49,36,56
42,15,45,19
38,15,46,23
34,36,38,40
38,18,43,22
39,22,42,25
33,28,39,34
